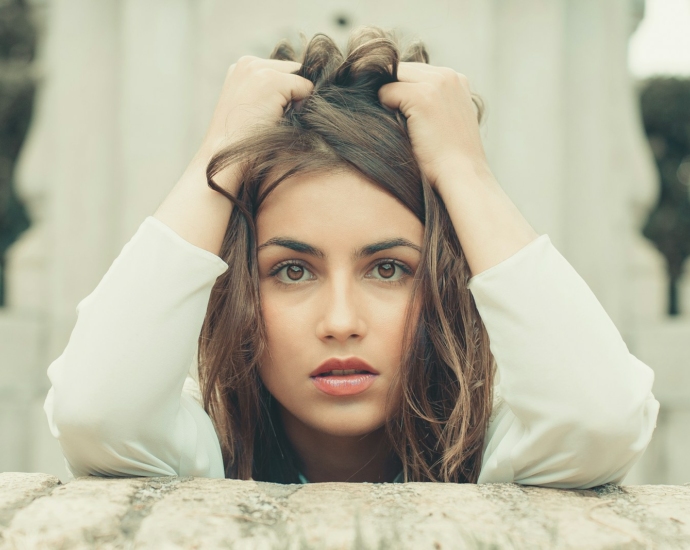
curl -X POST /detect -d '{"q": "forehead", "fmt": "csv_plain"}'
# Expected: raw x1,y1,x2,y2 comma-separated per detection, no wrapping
256,170,424,246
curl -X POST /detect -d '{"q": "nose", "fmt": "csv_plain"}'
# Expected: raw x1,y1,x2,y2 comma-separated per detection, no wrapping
315,274,367,343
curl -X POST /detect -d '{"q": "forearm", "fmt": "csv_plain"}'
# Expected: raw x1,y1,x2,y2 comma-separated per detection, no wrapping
436,160,540,278
153,151,236,257
153,56,313,257
470,233,658,487
46,215,228,477
446,162,658,487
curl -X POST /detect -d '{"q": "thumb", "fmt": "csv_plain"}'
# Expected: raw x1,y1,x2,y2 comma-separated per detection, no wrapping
287,74,314,102
378,81,415,115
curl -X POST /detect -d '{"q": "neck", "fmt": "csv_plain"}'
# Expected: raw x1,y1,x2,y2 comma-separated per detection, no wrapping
280,406,400,483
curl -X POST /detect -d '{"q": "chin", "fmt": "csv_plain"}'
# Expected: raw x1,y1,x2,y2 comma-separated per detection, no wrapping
302,409,387,438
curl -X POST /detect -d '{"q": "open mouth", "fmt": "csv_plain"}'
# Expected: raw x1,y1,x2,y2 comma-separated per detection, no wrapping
309,357,379,396
314,369,373,377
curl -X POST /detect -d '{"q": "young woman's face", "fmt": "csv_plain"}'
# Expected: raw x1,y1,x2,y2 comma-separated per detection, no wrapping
256,169,423,439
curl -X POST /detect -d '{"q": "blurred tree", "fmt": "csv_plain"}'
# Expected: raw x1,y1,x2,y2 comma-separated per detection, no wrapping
639,77,690,316
0,0,35,306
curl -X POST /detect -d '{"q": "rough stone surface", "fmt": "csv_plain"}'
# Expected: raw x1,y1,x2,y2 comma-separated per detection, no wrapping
0,473,60,530
1,473,689,549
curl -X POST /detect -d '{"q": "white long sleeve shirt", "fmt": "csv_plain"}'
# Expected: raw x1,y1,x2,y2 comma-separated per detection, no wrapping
44,216,660,488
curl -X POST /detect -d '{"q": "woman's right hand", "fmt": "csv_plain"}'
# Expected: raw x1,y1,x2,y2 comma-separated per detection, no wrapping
155,57,311,255
195,57,314,193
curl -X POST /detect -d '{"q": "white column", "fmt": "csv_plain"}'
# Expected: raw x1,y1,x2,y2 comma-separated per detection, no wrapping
489,0,568,246
5,0,121,480
118,0,196,243
43,0,122,360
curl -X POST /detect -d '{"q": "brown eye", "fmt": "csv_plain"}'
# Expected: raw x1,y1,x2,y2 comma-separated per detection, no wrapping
368,260,412,284
378,263,395,279
287,265,304,280
271,262,315,286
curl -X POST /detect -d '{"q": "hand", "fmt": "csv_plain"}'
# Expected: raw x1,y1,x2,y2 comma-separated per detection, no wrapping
195,56,314,191
378,62,489,192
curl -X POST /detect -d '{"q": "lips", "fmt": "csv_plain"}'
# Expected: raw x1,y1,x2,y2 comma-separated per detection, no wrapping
310,357,380,397
310,357,379,377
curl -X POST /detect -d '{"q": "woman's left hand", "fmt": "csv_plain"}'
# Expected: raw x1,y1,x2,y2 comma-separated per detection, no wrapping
380,62,540,279
378,62,489,192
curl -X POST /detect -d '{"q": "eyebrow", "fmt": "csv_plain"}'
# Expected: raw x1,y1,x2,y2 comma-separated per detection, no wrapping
257,237,421,260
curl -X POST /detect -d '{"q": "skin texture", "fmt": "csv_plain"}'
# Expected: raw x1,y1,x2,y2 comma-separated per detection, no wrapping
256,170,423,482
155,55,539,482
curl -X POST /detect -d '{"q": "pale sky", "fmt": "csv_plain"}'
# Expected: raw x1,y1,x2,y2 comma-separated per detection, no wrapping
628,0,690,78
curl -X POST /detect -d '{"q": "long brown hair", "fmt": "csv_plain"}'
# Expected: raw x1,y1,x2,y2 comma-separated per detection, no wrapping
198,26,496,484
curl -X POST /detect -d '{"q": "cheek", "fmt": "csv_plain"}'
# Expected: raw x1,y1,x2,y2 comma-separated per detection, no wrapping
258,292,309,382
375,306,407,354
259,291,314,402
375,294,418,351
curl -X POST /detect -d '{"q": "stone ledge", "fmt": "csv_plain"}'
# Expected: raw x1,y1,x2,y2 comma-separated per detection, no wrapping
1,473,689,549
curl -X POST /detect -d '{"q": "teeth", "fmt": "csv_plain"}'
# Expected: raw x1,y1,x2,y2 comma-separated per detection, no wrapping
321,369,369,376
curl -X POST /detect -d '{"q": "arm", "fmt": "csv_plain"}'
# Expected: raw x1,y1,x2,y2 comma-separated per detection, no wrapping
153,57,312,255
438,163,658,488
44,57,313,478
44,217,229,478
379,62,659,488
468,232,659,488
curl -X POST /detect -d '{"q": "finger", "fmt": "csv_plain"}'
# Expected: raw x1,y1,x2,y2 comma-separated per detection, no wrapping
378,81,419,114
262,59,304,74
396,62,464,85
235,56,303,74
395,62,440,83
277,72,314,105
288,73,314,100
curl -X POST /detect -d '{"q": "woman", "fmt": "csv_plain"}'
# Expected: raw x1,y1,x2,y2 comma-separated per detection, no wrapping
44,28,659,487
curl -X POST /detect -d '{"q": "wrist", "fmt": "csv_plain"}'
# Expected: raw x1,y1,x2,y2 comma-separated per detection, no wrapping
188,147,242,198
434,156,496,197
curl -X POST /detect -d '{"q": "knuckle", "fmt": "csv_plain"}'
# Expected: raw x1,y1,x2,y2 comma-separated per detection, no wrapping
254,68,274,84
420,81,435,94
436,70,470,93
439,67,457,79
418,83,437,105
235,55,258,70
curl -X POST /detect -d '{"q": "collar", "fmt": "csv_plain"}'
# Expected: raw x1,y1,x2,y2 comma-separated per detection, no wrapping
297,470,404,483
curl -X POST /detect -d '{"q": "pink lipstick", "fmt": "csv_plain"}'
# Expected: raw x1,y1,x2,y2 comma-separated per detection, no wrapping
310,357,379,396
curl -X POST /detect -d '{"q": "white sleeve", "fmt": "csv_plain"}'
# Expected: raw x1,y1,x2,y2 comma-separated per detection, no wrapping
471,234,660,489
43,216,229,479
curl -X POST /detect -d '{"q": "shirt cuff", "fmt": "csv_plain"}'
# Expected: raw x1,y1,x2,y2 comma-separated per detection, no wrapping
143,216,229,273
467,234,549,290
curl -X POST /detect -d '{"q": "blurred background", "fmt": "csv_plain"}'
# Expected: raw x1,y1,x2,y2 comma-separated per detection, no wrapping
0,0,689,484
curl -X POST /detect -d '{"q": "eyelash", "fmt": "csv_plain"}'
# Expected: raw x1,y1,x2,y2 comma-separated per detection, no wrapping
268,259,413,287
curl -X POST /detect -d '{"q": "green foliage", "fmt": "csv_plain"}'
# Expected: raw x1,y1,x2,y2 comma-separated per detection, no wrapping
639,76,690,315
0,0,34,306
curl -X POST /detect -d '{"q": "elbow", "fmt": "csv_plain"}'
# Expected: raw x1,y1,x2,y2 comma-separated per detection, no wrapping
580,392,660,487
48,383,120,444
46,390,178,478
45,386,119,476
45,384,169,478
567,355,660,487
543,393,660,489
44,352,181,478
579,388,660,456
46,353,144,449
510,393,660,489
45,353,113,446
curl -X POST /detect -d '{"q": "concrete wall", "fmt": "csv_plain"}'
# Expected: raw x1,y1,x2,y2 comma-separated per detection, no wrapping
2,473,689,548
1,0,684,484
